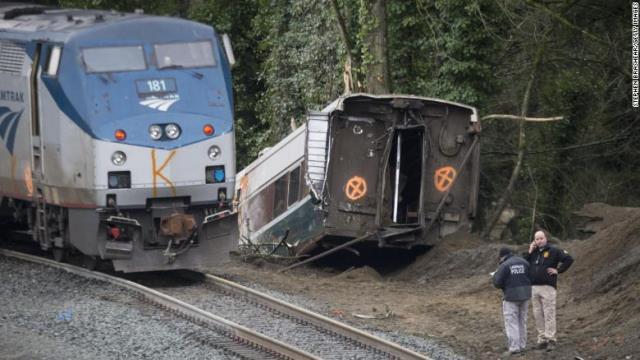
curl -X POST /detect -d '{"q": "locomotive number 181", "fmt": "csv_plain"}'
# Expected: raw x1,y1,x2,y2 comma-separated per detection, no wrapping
136,78,177,95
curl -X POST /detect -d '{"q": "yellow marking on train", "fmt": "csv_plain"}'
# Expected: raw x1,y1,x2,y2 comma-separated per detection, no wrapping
24,164,33,196
151,149,177,197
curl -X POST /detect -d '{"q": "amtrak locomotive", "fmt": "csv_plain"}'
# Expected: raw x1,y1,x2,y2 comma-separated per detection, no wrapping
0,4,237,272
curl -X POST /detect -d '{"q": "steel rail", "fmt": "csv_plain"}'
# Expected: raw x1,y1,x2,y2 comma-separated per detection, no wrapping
0,249,319,360
204,273,430,360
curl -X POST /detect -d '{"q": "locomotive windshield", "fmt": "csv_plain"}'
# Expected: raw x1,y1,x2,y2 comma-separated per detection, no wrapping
154,41,216,69
82,45,146,73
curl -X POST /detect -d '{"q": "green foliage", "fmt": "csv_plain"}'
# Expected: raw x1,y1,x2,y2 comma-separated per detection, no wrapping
39,0,640,238
480,0,639,239
425,0,498,106
187,0,267,169
356,0,378,67
386,1,433,95
59,0,182,15
252,0,343,144
386,0,501,107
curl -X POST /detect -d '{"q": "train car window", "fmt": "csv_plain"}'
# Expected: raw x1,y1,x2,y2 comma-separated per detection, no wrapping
43,46,62,77
247,185,274,231
288,166,301,207
300,161,310,198
155,41,216,69
273,174,288,218
82,46,146,73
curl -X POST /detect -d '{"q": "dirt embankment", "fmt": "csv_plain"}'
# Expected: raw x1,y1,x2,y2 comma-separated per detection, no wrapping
562,203,640,357
213,203,640,359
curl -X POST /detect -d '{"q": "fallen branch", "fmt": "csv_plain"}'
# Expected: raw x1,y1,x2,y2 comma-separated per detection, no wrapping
352,305,393,320
481,114,563,122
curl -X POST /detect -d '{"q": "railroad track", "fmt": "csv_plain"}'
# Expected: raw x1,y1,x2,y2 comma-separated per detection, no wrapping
207,273,429,359
1,247,430,359
0,248,317,360
142,271,429,360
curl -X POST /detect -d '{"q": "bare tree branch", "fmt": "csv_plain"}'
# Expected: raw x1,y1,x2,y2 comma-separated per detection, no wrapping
482,42,546,239
482,114,563,122
527,165,538,240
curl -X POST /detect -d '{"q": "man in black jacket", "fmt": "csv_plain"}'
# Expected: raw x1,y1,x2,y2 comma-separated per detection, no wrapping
524,230,574,351
493,247,531,355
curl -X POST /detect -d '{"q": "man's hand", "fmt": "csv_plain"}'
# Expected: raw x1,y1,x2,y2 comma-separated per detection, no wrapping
547,267,558,276
529,241,536,254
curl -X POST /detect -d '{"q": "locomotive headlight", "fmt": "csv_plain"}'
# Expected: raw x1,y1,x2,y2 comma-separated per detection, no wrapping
165,124,181,139
111,151,127,166
149,125,162,140
208,145,221,160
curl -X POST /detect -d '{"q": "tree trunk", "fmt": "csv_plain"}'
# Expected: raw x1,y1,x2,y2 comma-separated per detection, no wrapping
482,45,545,239
363,0,389,94
331,0,356,94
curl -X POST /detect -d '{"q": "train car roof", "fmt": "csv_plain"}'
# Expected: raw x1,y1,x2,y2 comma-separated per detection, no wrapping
0,4,198,42
322,93,479,122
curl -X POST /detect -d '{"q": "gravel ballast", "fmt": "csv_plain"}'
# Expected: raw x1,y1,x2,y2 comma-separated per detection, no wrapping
0,255,240,360
210,273,467,360
141,272,463,360
147,279,384,359
244,282,466,360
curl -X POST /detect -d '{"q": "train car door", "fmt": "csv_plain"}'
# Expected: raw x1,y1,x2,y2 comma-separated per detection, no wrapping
30,42,62,182
28,41,58,248
28,42,43,186
324,112,387,235
28,42,64,250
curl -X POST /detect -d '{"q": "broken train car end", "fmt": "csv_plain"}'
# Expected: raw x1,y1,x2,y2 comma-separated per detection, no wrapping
236,94,481,257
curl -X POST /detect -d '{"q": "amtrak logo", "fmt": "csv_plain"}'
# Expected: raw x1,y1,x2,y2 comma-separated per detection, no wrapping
0,106,23,155
139,94,180,112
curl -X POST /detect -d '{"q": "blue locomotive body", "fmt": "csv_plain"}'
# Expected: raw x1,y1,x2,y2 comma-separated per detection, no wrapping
0,5,237,272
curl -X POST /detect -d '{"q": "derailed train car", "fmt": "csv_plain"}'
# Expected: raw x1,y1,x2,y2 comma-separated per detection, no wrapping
0,4,237,271
236,94,480,256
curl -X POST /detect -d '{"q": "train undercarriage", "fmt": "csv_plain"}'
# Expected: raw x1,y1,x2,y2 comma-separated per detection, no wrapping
0,195,237,272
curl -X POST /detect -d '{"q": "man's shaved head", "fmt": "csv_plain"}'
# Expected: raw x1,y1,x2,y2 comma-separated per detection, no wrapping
534,230,548,247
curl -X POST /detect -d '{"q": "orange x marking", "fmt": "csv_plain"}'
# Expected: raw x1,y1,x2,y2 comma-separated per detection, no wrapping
434,166,456,192
345,176,367,201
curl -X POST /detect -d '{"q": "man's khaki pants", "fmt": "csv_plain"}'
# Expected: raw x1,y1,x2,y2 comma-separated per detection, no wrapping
532,285,557,343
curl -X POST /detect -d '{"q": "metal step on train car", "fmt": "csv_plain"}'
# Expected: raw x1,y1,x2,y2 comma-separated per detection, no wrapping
0,4,238,272
235,94,481,257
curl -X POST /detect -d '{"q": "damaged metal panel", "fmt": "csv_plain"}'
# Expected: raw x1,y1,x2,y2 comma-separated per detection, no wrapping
324,112,387,235
318,94,480,246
